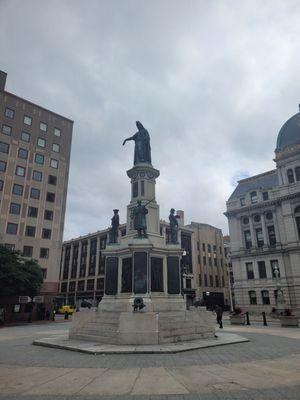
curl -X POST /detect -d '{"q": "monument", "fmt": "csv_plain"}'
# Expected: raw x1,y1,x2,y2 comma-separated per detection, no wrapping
69,121,215,345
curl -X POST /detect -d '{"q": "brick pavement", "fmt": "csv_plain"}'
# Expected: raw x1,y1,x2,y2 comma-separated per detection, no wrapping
0,322,299,399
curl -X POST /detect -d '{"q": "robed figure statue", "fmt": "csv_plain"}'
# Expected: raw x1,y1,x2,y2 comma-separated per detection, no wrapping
169,208,179,243
123,121,151,165
109,209,119,243
131,200,148,237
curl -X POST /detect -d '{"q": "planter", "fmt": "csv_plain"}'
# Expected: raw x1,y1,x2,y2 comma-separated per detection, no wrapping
230,314,245,325
279,316,299,327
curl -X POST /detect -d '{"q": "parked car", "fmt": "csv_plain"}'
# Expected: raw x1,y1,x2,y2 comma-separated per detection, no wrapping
57,305,76,315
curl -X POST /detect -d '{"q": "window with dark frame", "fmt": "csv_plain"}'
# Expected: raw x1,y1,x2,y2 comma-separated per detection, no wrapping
287,169,295,183
18,148,28,159
0,141,9,153
12,184,23,195
87,279,95,291
250,191,258,203
209,275,213,287
261,290,270,305
249,290,257,304
262,191,269,201
0,179,3,191
37,137,46,148
23,246,33,258
25,225,36,237
15,166,26,177
256,228,264,247
258,261,267,278
35,153,44,165
5,108,14,119
9,203,20,215
21,131,30,142
42,228,51,239
44,209,53,220
46,192,55,202
268,225,276,246
0,160,7,172
244,230,252,249
40,248,49,259
23,115,32,125
77,280,85,291
50,159,58,169
246,262,254,279
28,206,38,218
32,170,42,181
1,124,12,135
30,188,40,199
6,223,18,235
40,122,47,132
48,175,57,185
271,260,280,278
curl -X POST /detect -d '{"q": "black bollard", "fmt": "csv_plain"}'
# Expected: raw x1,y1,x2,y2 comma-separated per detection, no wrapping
262,311,267,326
246,311,250,325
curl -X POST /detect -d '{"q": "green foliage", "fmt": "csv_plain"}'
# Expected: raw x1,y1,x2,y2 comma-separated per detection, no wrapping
0,245,43,298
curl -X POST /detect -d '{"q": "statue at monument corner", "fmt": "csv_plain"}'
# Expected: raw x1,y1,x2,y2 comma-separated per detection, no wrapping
122,121,152,165
131,200,148,237
109,209,119,243
169,208,179,243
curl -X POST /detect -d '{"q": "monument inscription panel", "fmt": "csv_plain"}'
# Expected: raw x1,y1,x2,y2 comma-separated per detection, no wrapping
105,257,118,295
167,256,180,294
122,257,133,292
151,257,163,292
134,251,147,293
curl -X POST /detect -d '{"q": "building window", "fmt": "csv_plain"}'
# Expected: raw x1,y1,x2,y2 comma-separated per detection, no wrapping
21,131,30,142
249,290,257,305
295,206,300,240
52,143,60,153
61,282,67,293
7,223,18,235
69,281,75,292
214,258,217,266
250,191,258,204
23,246,33,257
25,226,36,237
207,244,211,252
271,260,280,278
209,275,213,287
296,167,300,181
12,184,23,195
204,274,208,286
254,214,261,223
97,278,104,290
54,127,61,137
2,124,12,135
199,274,202,286
267,225,276,246
242,217,249,225
266,211,273,220
18,148,28,160
44,209,53,220
32,170,42,181
42,228,51,239
41,268,47,279
15,166,26,177
30,188,40,199
240,197,245,206
35,153,44,165
77,280,85,292
215,276,219,287
24,115,32,125
202,243,205,251
87,279,95,291
246,262,254,279
40,248,49,259
28,206,38,218
40,122,47,132
244,230,252,249
0,160,7,172
37,137,46,148
50,159,58,169
208,257,212,266
261,290,270,305
4,244,15,251
198,255,201,264
9,202,21,215
258,261,267,278
0,179,3,190
203,256,206,265
222,275,225,286
46,192,55,202
5,108,15,119
256,228,264,247
262,191,269,201
48,175,57,185
287,169,294,183
0,141,9,153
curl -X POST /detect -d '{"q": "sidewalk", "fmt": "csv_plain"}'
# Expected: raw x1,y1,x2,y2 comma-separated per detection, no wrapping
0,314,72,328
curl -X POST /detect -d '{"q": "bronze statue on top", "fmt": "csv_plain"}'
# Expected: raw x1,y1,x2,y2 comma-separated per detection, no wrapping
109,209,119,243
169,208,179,243
123,121,151,165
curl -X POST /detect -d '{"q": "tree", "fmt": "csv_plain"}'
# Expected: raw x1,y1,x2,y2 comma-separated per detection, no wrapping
0,245,43,298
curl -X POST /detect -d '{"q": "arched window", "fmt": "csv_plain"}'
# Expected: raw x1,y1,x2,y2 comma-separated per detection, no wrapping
295,206,300,240
287,169,295,183
295,167,300,181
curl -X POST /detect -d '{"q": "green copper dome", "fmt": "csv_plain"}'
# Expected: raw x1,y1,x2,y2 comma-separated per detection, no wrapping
276,111,300,150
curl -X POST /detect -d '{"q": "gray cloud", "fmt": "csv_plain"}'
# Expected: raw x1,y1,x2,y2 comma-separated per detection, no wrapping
1,0,300,239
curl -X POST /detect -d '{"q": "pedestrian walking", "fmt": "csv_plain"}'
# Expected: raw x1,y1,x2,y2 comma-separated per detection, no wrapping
215,305,223,329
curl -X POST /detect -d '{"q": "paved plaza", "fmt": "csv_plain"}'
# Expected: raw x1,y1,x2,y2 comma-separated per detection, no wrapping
0,318,300,399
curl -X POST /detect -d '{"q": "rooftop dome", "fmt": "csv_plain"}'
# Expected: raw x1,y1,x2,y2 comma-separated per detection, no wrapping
276,109,300,150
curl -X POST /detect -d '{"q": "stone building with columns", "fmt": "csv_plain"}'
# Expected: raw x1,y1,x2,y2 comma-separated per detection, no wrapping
225,108,300,314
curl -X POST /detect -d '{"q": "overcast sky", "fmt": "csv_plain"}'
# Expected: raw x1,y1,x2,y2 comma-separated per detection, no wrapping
1,0,300,239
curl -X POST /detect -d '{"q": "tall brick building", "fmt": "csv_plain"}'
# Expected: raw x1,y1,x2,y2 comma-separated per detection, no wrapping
0,71,73,310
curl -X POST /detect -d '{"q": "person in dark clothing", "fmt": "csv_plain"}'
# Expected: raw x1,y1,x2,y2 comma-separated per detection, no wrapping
215,305,223,328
